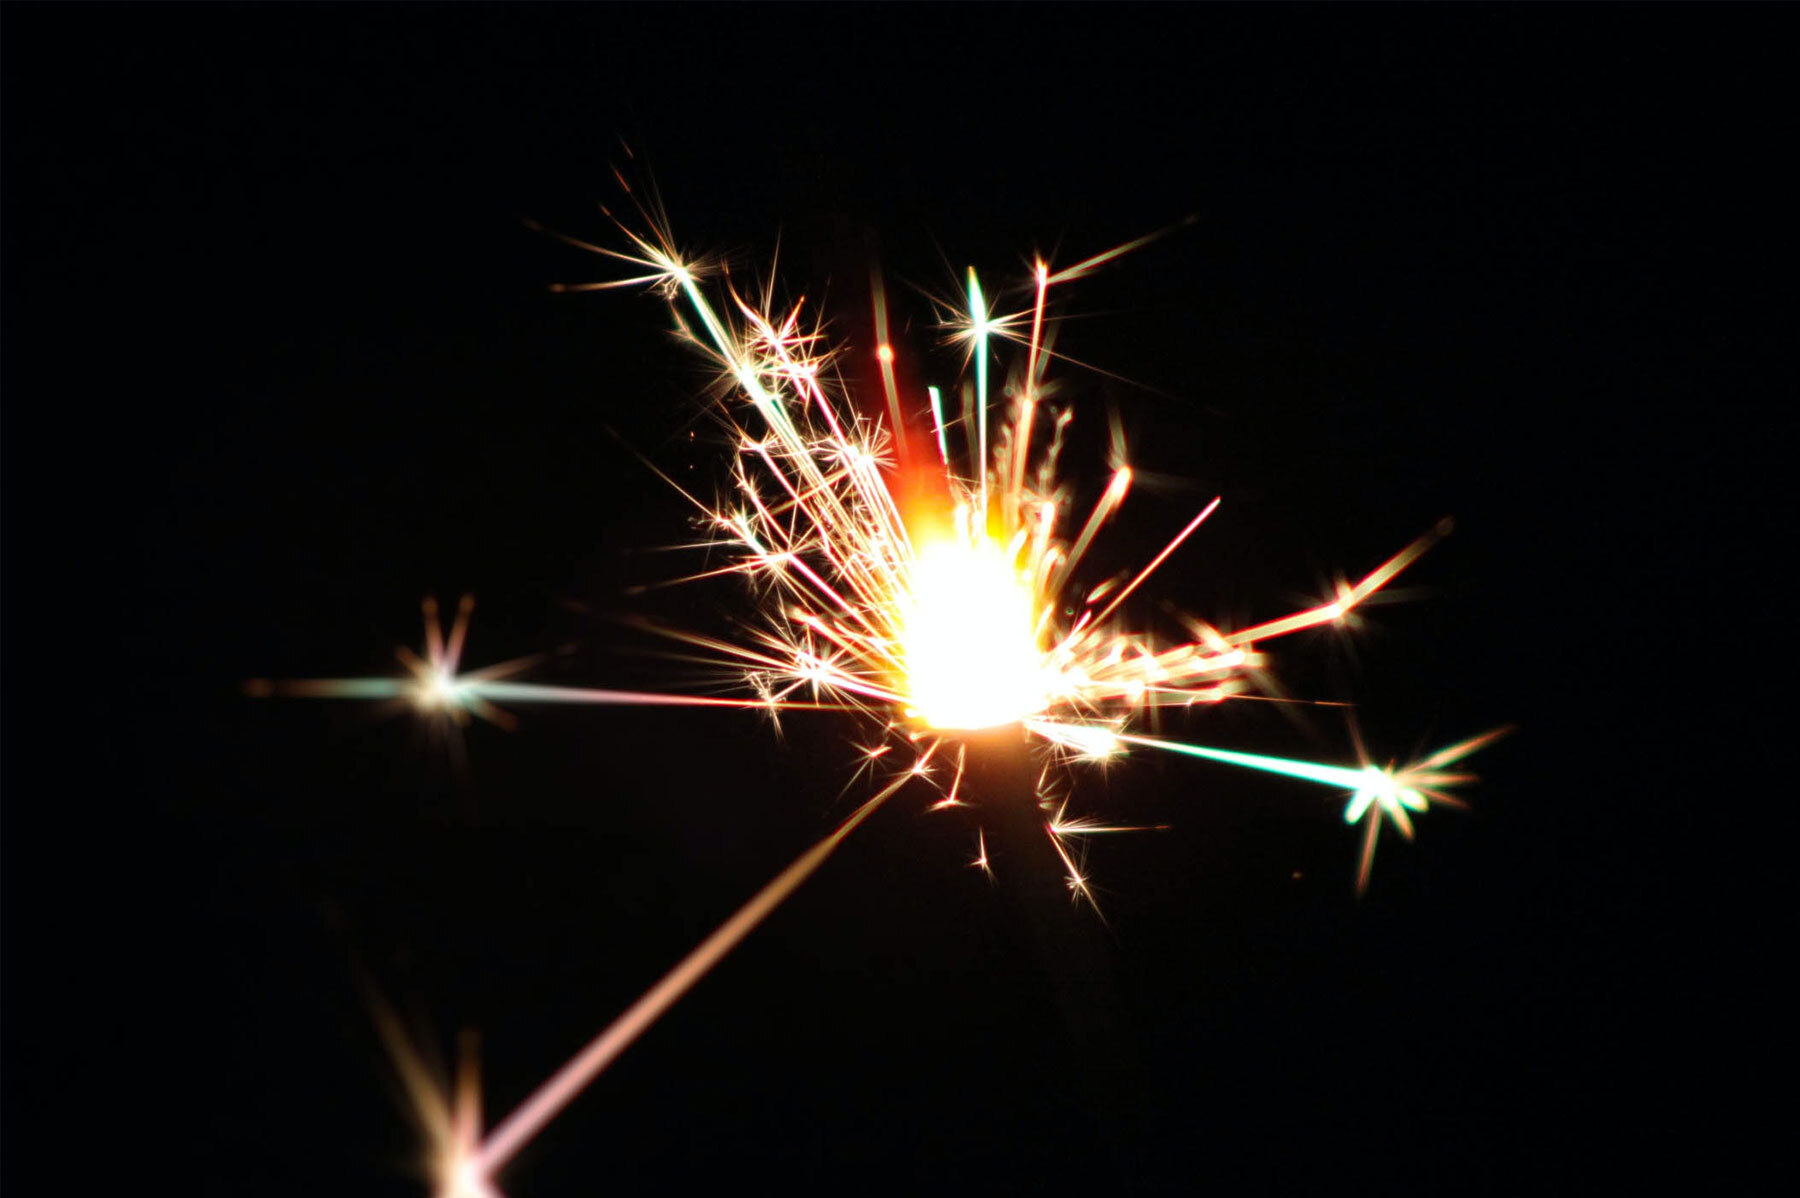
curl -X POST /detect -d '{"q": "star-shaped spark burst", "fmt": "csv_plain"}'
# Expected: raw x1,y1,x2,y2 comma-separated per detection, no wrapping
1340,725,1513,892
370,1001,497,1198
250,590,816,735
246,595,521,729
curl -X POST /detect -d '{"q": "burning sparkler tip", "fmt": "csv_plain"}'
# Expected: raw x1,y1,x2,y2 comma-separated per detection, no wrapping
271,206,1497,1183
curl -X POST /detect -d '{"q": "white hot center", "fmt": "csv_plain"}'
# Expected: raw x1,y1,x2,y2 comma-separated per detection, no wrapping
900,537,1047,730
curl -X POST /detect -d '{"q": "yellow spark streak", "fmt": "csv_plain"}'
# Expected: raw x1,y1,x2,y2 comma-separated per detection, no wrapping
1225,519,1451,645
870,263,909,461
1049,465,1133,598
928,743,969,810
1026,260,1050,385
1042,217,1194,285
1002,263,1051,520
1046,820,1098,910
1083,497,1222,629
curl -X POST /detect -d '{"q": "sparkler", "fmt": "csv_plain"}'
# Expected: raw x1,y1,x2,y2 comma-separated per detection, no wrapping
256,203,1502,1197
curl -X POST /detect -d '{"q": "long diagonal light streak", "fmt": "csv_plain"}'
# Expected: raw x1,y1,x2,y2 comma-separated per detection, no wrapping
470,772,910,1180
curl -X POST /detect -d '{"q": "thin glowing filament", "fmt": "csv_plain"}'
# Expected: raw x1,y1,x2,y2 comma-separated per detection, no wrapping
1086,497,1221,627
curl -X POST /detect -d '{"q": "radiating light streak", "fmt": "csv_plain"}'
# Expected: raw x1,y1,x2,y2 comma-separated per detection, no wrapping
972,828,992,877
1223,518,1454,645
471,683,844,712
245,677,412,700
370,1001,497,1198
1046,818,1096,907
926,384,950,467
465,774,906,1189
1117,733,1376,788
1083,496,1222,628
1049,465,1132,599
871,264,909,460
1042,217,1195,286
967,267,992,512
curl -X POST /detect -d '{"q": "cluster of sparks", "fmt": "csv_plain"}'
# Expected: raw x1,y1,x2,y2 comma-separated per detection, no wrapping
254,206,1502,1198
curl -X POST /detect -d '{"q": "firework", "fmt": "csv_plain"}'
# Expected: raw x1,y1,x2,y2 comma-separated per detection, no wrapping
257,205,1501,1197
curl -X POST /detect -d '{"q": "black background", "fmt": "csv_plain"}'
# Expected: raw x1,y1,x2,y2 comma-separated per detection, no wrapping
3,6,1777,1194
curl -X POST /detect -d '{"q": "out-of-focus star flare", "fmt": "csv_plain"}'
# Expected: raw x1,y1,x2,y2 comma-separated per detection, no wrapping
256,197,1504,1198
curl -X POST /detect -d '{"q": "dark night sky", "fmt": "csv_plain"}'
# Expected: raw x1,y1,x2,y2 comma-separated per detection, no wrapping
2,6,1778,1194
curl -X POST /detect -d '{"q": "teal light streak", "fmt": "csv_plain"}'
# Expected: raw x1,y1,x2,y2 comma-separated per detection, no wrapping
1117,733,1373,791
313,679,411,699
927,385,950,467
967,267,989,516
673,266,800,445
